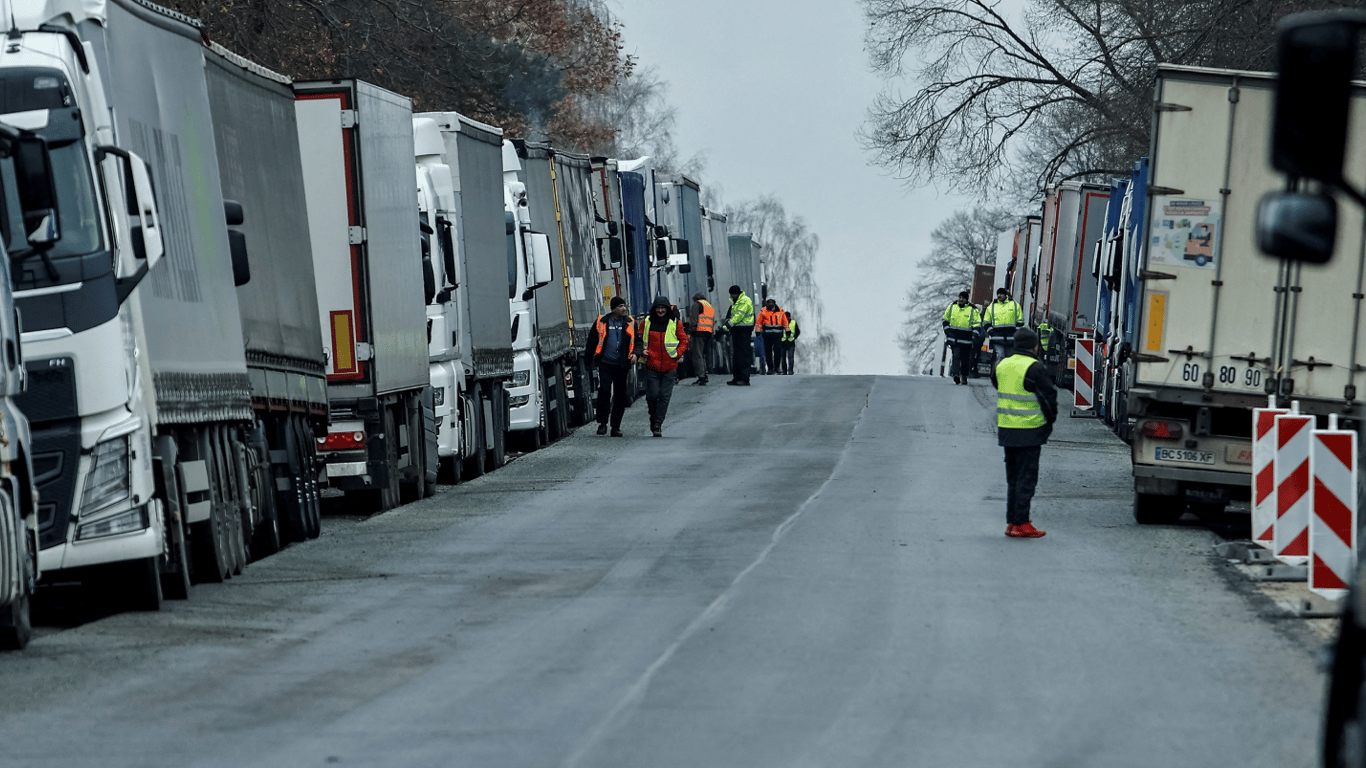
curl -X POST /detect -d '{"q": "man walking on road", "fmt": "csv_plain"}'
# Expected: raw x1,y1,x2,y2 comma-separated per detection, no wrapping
984,288,1025,364
686,292,715,385
584,296,635,437
756,299,787,375
637,295,689,437
780,310,800,375
942,291,981,384
722,285,755,386
991,328,1057,538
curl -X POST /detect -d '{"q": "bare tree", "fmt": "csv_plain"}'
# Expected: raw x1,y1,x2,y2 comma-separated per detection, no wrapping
726,196,841,374
898,208,1008,374
860,0,1341,198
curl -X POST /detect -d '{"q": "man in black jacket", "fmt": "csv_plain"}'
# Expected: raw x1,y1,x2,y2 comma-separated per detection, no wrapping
990,328,1058,538
583,297,635,437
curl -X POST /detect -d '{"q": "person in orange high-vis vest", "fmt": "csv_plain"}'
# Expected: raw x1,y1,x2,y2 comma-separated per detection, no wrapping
686,292,715,386
755,299,787,375
583,296,636,436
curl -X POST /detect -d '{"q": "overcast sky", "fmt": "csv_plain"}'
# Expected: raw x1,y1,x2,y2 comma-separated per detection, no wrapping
611,0,977,376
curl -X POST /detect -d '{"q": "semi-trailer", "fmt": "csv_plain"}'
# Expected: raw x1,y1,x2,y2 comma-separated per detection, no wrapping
1121,63,1366,523
295,79,436,511
204,41,328,549
419,112,514,478
1,0,281,608
1034,181,1109,384
511,141,601,439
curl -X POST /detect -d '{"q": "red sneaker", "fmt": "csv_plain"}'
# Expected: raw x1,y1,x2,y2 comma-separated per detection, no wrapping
1016,522,1046,538
1005,524,1025,537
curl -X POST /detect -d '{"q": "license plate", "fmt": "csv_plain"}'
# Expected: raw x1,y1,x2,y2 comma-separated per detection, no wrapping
1155,447,1214,465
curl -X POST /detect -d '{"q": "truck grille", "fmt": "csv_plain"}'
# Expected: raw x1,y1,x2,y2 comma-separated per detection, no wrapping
16,358,77,423
31,421,80,551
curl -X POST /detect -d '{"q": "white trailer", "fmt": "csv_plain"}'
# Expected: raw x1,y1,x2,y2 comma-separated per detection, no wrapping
1125,64,1366,522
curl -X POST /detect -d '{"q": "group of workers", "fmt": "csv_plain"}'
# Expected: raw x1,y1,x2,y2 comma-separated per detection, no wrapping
943,288,1061,539
583,285,797,438
942,287,1061,385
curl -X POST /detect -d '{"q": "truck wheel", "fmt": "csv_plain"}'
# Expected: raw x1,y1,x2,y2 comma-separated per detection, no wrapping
279,417,309,544
1133,492,1183,525
462,390,486,480
190,495,231,584
0,592,31,650
161,512,192,600
249,456,281,560
422,396,439,497
485,385,506,472
554,363,571,436
0,495,33,648
400,400,425,504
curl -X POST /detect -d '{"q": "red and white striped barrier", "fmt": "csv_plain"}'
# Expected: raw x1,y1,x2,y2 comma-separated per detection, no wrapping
1310,415,1356,598
1274,410,1314,565
1073,337,1094,411
1252,404,1288,547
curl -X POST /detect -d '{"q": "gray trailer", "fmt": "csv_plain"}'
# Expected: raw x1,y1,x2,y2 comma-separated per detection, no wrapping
204,43,327,546
296,79,435,511
420,112,514,475
514,141,599,428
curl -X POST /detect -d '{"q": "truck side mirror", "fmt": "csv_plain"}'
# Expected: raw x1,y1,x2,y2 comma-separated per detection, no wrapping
666,238,689,268
1270,14,1364,182
598,236,622,269
224,199,244,227
530,232,553,288
124,152,164,268
1257,191,1338,263
228,230,251,286
12,136,60,248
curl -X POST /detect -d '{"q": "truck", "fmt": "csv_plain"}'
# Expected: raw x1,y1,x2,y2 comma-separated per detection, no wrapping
699,207,732,374
511,141,602,441
1034,181,1109,382
653,173,702,312
1093,158,1151,440
1122,63,1361,524
418,112,514,478
296,79,436,511
203,41,328,549
0,124,62,647
0,0,291,609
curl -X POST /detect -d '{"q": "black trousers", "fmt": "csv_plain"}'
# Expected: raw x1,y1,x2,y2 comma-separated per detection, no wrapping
595,362,630,429
763,332,783,374
946,328,974,377
1003,445,1042,526
642,368,676,426
730,327,752,382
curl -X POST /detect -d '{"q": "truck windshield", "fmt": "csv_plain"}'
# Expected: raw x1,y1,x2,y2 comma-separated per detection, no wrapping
0,68,106,288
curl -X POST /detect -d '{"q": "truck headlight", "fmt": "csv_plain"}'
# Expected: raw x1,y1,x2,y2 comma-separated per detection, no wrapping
509,394,530,408
76,507,149,540
510,370,531,388
81,436,131,514
432,387,445,407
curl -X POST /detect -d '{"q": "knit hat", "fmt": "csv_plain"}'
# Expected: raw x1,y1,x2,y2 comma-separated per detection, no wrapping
1014,328,1039,350
610,296,627,309
651,294,670,309
692,292,706,301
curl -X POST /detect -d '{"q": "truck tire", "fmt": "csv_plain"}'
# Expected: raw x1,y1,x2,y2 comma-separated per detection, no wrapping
570,359,591,428
190,472,232,585
279,417,309,543
553,362,571,436
302,426,322,539
462,389,486,480
485,384,506,471
1133,492,1183,525
0,592,30,650
422,395,439,498
0,497,33,649
249,452,281,559
400,398,430,504
161,511,192,600
357,409,400,512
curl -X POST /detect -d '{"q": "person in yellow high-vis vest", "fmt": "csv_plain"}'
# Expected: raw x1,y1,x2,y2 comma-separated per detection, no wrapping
942,291,982,384
990,328,1058,538
637,295,689,437
984,287,1025,364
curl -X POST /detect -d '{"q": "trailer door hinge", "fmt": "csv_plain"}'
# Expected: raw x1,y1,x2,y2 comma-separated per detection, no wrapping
1129,353,1169,363
1155,102,1192,112
340,109,357,129
349,226,366,245
1148,185,1185,196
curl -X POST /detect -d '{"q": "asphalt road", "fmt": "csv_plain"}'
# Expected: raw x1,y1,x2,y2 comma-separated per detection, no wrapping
0,375,1327,767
